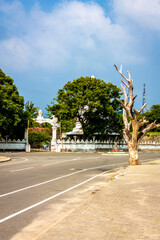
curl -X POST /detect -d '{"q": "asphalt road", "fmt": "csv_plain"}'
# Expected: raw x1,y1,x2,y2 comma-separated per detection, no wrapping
0,151,160,240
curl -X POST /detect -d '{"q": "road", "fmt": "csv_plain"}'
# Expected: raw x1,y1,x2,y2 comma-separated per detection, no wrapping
0,151,160,240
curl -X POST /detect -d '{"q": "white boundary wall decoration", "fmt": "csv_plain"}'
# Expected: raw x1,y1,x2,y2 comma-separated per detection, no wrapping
0,139,27,151
56,139,160,152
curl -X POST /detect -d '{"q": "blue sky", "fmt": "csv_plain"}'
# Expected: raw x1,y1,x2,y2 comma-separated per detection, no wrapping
0,0,160,116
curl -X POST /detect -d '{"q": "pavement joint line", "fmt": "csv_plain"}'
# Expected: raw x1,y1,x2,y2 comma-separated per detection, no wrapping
0,166,123,224
0,162,128,198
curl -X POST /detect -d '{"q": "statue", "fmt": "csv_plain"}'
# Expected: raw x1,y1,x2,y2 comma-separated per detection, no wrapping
37,109,43,120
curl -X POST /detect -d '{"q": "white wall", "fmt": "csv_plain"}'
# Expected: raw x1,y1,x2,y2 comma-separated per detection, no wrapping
56,139,160,152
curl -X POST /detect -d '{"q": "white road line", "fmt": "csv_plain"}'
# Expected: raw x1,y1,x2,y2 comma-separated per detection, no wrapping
0,162,128,198
42,157,100,166
42,157,80,166
0,167,122,224
10,167,34,172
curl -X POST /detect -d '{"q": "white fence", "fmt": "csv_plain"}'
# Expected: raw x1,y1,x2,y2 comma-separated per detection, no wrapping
1,139,160,152
0,139,28,151
56,139,160,152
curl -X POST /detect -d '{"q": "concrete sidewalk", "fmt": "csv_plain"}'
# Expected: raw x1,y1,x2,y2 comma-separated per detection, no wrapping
37,159,160,240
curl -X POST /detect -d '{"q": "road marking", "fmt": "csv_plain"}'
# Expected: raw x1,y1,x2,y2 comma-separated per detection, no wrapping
0,167,122,224
0,162,128,198
10,167,34,172
42,156,100,166
42,157,80,166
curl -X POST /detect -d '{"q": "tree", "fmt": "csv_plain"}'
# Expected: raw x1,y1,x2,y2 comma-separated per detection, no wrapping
28,131,51,148
24,101,38,126
47,76,123,139
141,105,160,131
23,101,38,143
0,69,25,139
114,65,160,165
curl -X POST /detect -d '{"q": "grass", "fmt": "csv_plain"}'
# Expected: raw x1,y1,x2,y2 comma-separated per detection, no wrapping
104,150,128,155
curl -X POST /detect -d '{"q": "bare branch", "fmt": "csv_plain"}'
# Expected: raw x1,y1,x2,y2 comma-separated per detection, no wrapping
127,71,131,81
138,122,160,144
133,95,137,101
119,100,127,111
121,84,127,105
114,64,130,83
121,79,129,88
133,102,147,117
138,118,149,128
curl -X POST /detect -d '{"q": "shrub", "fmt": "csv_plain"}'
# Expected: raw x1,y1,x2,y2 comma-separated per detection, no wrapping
28,131,51,148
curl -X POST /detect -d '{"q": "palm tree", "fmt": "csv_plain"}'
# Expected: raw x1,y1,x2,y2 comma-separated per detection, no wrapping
24,101,38,141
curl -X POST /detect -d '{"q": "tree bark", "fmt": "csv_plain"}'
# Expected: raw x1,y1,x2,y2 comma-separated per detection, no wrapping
128,144,139,165
114,64,160,165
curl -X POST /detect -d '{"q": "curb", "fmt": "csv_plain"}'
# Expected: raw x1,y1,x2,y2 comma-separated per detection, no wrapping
0,157,11,163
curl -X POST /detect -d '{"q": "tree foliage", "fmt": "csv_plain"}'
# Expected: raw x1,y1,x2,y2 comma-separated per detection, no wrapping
0,69,25,139
24,101,38,128
47,76,123,139
28,131,51,148
140,104,160,131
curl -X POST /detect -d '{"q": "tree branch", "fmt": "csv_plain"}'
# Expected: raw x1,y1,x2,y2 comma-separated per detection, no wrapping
133,102,147,118
121,79,129,89
138,122,160,144
138,118,149,128
114,65,130,83
119,100,127,111
121,84,127,105
133,95,137,101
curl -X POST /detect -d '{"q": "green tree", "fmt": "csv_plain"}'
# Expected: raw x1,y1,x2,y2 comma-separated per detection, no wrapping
47,76,123,139
28,131,51,148
0,69,25,139
141,104,160,131
24,101,38,129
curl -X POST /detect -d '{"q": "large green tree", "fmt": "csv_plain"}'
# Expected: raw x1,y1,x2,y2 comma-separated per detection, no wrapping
47,76,123,139
141,104,160,131
0,69,25,139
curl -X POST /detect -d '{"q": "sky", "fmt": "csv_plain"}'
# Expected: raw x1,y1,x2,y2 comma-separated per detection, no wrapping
0,0,160,116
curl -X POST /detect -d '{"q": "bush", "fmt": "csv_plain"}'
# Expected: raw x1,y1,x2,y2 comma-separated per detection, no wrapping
28,131,51,148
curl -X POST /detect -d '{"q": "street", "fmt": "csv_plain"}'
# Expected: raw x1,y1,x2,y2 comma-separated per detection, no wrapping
0,151,160,240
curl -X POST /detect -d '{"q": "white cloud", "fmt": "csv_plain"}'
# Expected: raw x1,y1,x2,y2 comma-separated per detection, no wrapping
113,0,160,31
0,0,146,73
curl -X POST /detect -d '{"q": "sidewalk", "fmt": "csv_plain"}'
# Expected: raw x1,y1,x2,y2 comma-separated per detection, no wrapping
37,159,160,240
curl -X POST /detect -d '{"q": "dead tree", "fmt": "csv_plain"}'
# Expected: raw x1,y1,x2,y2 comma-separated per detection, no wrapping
114,64,160,165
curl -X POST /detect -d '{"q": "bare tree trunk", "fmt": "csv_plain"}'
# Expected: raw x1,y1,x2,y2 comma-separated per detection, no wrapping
114,64,160,165
128,143,139,165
